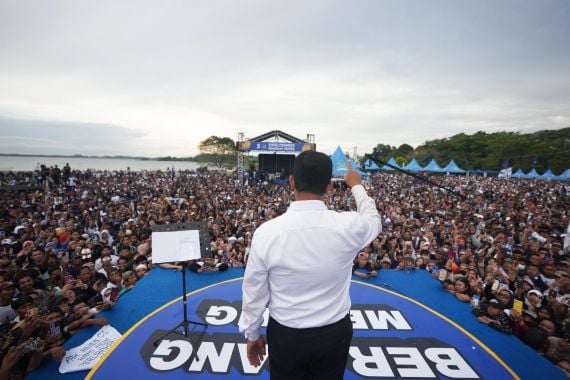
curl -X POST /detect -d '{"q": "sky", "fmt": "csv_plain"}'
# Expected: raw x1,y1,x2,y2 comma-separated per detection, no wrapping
0,0,569,158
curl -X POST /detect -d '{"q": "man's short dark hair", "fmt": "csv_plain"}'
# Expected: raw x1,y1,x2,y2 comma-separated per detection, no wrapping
12,296,33,310
292,151,332,195
521,327,549,350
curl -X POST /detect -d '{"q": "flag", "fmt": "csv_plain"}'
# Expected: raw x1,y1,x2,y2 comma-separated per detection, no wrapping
498,167,512,179
564,222,570,253
501,160,510,169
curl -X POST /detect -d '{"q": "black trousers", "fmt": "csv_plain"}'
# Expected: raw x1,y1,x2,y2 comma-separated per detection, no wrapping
266,314,353,380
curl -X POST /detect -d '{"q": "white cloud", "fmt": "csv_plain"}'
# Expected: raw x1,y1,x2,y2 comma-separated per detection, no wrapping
0,0,569,157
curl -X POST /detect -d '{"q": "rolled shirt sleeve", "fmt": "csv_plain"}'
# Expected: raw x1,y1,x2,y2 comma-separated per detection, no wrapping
349,184,382,248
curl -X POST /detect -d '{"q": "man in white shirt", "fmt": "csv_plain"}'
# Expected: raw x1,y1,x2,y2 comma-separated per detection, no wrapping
239,151,381,379
94,246,119,271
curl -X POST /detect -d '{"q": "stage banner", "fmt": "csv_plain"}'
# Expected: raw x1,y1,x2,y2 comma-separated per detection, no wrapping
88,279,517,379
237,141,315,152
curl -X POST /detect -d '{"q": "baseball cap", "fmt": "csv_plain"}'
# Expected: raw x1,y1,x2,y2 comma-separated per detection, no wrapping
554,271,569,279
0,282,15,291
1,238,12,245
135,264,147,272
512,244,524,252
487,298,505,310
523,310,538,320
527,289,543,298
122,271,134,281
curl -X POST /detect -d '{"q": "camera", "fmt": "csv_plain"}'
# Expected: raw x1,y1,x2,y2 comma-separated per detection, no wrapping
22,337,39,353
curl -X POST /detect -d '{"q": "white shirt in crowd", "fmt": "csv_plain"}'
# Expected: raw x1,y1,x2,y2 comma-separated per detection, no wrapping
95,255,119,271
239,184,381,341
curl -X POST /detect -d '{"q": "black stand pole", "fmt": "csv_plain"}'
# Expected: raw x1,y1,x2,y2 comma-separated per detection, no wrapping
364,153,467,200
153,263,207,346
180,262,207,336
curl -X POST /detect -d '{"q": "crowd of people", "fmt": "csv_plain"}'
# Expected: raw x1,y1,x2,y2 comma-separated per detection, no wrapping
0,164,569,378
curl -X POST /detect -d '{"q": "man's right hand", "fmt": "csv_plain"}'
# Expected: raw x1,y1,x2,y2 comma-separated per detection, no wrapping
344,160,362,188
246,336,267,367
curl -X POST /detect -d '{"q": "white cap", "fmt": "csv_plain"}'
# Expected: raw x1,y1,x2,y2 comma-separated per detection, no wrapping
135,264,147,271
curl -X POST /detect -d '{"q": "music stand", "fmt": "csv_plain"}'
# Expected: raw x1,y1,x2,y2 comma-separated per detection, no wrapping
151,222,212,342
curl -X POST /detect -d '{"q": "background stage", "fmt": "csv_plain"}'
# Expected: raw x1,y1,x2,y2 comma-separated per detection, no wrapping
28,268,565,379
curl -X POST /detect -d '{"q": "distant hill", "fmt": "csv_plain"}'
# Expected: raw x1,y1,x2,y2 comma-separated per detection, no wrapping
369,128,570,173
0,153,195,162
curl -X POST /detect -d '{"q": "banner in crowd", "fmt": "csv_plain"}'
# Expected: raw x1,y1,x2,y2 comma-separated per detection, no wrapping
60,325,121,374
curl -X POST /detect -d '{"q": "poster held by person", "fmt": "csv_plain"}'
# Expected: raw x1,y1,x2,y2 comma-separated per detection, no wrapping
239,151,382,379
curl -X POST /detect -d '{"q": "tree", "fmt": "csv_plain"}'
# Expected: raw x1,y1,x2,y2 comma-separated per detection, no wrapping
197,136,236,168
394,144,414,157
372,143,396,158
364,127,570,172
395,156,407,167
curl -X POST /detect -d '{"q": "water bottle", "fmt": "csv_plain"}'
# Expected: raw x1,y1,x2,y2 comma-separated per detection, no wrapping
404,258,413,273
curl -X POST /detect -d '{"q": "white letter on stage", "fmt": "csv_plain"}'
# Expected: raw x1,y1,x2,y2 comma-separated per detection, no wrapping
365,310,412,330
349,346,394,377
350,310,368,329
387,347,435,378
189,342,234,372
205,305,238,325
425,348,479,379
150,340,193,371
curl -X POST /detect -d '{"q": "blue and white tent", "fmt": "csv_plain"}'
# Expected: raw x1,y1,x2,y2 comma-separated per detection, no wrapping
526,168,539,179
330,146,369,178
556,169,569,181
423,159,445,173
380,157,402,171
512,169,527,178
363,159,380,170
403,158,425,172
441,160,466,174
539,169,557,180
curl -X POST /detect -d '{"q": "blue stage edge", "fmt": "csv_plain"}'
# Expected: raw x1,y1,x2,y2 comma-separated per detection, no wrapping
28,268,566,380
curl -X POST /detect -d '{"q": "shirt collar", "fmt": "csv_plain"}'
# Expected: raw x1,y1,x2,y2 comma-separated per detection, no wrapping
287,200,327,211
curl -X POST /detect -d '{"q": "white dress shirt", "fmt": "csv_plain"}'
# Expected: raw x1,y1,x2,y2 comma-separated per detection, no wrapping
239,184,381,341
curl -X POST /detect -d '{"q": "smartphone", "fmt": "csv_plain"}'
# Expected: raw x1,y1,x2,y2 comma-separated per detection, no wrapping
471,294,480,308
64,275,75,284
22,338,38,353
513,299,523,313
438,268,448,281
